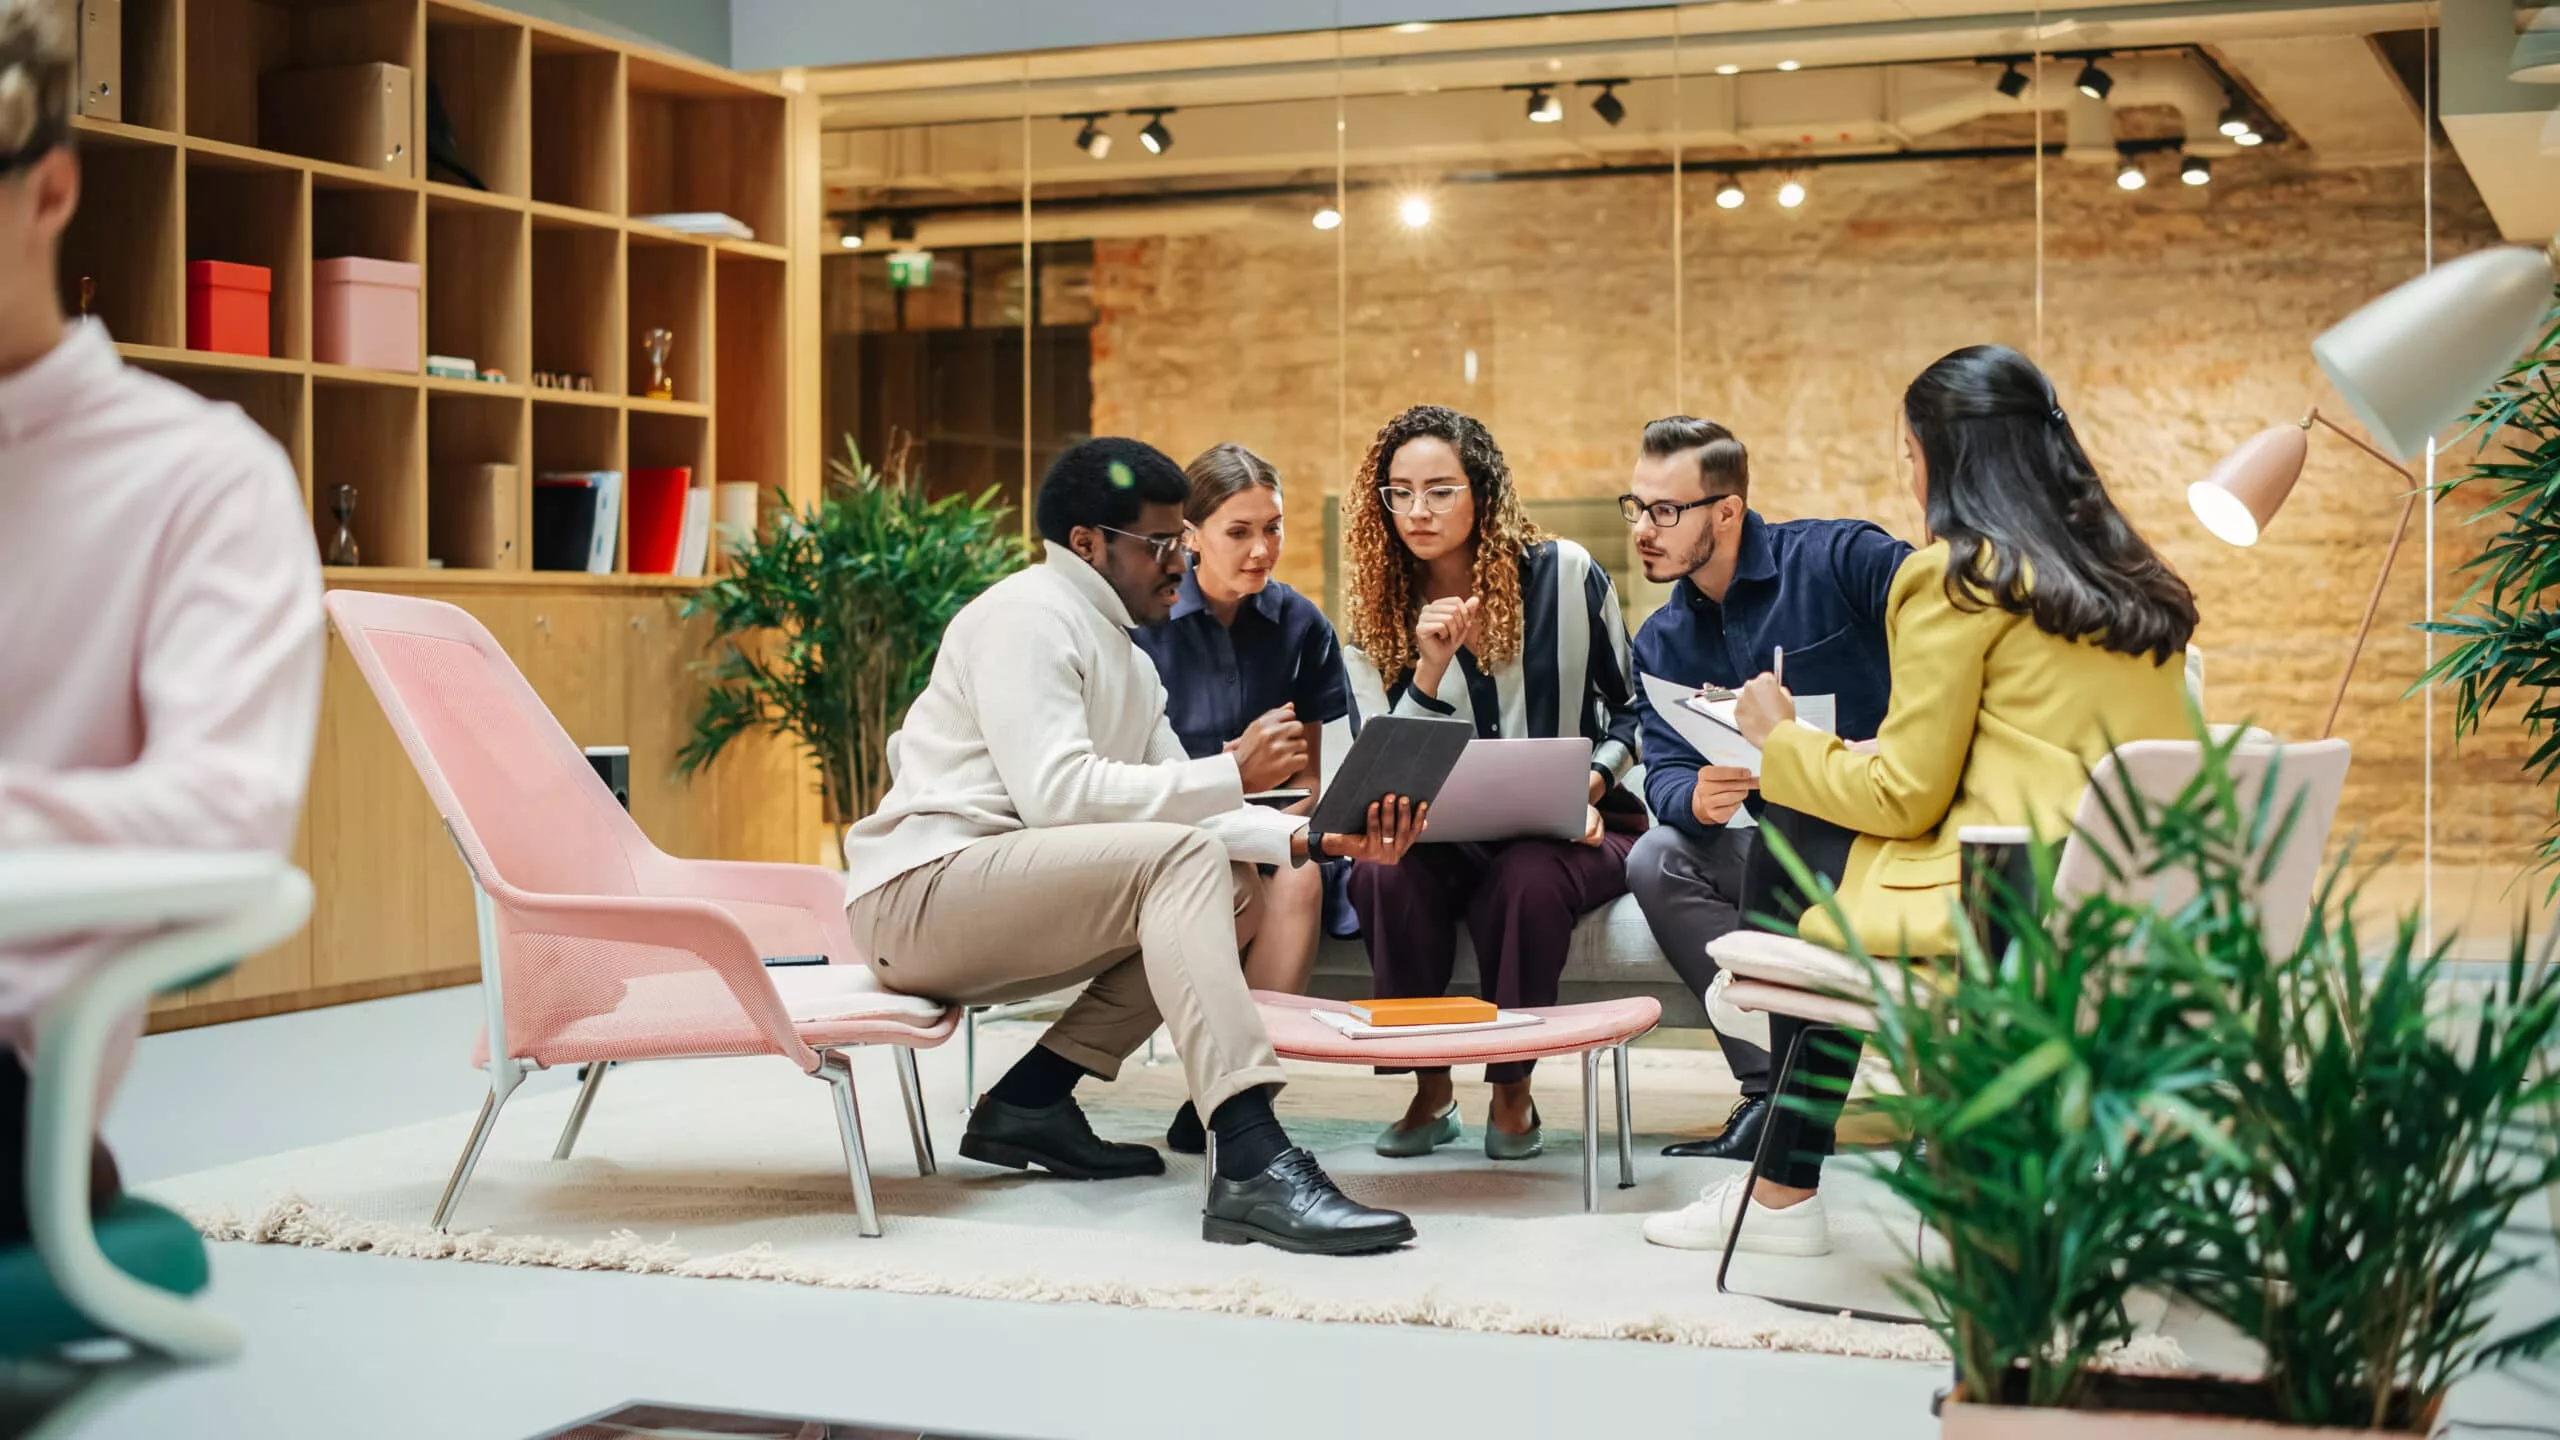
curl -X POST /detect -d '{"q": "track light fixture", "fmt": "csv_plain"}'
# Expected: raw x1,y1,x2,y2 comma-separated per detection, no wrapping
1135,110,1174,155
1714,176,1745,209
1312,205,1342,231
1777,173,1807,208
2233,128,2265,147
1713,63,1739,75
1069,113,1111,160
1583,78,1627,127
1775,59,1801,71
1398,194,1433,228
2218,105,2251,139
2116,156,2147,191
1526,86,1562,123
1995,62,2029,99
888,217,917,243
838,233,863,250
2180,154,2211,187
2075,58,2113,101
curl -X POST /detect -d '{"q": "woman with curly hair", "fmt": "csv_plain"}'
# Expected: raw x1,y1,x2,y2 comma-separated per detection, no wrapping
1341,404,1646,1161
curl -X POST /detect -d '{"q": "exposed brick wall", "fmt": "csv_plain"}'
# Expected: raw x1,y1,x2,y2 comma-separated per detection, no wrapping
1089,152,2542,881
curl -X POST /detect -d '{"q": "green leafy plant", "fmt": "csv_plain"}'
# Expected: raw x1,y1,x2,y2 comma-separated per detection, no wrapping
2423,282,2560,895
677,438,1029,827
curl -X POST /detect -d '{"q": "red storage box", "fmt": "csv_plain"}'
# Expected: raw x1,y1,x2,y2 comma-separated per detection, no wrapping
186,260,272,357
314,256,422,371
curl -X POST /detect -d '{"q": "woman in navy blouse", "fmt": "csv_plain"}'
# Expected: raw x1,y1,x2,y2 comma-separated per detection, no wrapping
1132,443,1353,998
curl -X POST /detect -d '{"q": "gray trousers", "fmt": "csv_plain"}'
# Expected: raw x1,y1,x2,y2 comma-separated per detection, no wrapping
1624,824,1773,1098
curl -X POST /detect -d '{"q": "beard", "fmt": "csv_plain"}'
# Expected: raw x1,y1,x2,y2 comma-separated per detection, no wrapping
1644,523,1717,582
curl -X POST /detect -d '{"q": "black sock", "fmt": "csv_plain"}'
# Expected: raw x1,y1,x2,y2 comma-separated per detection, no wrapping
987,1043,1086,1109
1209,1086,1291,1180
1167,1101,1203,1149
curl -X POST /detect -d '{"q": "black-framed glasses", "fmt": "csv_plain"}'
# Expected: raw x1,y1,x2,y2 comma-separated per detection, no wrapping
1099,525,1185,563
1378,483,1468,517
1619,493,1735,528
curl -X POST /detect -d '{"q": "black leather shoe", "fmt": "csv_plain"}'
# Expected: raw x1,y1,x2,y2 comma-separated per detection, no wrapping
1203,1148,1415,1255
957,1095,1167,1180
1662,1095,1771,1161
1165,1101,1206,1156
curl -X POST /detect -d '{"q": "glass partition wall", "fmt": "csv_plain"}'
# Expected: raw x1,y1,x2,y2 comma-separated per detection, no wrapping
812,6,2536,948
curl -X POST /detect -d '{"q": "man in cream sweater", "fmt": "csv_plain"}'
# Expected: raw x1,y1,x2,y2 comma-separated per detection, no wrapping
844,438,1425,1255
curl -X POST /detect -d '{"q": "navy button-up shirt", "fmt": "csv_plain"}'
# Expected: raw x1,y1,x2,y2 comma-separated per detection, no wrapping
1630,510,1911,841
1132,568,1353,760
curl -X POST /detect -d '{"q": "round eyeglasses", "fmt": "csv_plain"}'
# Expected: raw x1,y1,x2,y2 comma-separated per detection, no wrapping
1378,484,1468,517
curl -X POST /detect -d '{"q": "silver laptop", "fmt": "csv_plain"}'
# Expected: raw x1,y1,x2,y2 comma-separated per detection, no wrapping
1419,737,1593,844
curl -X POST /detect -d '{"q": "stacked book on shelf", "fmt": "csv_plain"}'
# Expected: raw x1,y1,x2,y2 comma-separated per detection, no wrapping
533,471,623,574
634,211,755,241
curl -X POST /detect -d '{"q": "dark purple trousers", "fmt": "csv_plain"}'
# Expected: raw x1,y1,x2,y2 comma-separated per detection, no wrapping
1347,833,1638,1083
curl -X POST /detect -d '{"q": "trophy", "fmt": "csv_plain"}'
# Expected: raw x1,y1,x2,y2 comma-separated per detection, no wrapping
326,484,361,566
642,328,674,401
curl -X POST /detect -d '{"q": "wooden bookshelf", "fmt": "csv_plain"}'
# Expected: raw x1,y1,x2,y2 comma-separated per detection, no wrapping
56,0,825,1027
61,0,801,587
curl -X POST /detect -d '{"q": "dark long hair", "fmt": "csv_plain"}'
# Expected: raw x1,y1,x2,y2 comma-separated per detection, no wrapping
1905,346,2197,665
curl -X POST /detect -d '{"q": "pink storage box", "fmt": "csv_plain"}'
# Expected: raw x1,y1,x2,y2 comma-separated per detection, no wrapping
314,256,421,371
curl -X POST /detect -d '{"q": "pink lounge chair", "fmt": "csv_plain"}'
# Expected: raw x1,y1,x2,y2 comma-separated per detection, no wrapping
323,590,958,1238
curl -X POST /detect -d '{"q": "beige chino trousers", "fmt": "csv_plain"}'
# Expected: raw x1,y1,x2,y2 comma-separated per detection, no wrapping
846,823,1286,1118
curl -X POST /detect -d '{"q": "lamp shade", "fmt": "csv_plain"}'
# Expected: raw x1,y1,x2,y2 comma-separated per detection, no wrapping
2311,245,2557,462
2188,422,2309,547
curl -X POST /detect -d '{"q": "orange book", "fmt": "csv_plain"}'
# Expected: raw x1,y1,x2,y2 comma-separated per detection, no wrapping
1349,997,1499,1027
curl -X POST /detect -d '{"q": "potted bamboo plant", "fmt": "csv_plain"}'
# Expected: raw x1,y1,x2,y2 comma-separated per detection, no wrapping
678,438,1029,834
1775,724,2560,1435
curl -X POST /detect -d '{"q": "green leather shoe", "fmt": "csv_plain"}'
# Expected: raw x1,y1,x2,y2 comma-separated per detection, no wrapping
1373,1102,1462,1158
1485,1103,1544,1161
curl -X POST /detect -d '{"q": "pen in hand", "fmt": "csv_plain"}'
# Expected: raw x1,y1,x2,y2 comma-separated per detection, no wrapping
1773,645,1785,689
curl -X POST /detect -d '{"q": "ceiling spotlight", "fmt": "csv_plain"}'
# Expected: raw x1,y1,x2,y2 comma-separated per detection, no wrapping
1070,114,1111,160
2116,156,2147,191
2075,59,2113,101
2180,154,2212,187
2233,128,2265,147
1713,63,1740,75
1714,176,1745,209
1312,205,1342,231
1526,86,1562,123
1586,80,1626,128
1776,59,1801,72
2217,105,2251,138
837,233,863,250
1137,110,1174,155
1995,63,2029,99
1777,173,1807,208
888,217,917,243
1398,194,1433,228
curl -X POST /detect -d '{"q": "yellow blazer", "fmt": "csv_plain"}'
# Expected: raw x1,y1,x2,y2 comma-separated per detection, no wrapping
1759,541,2190,958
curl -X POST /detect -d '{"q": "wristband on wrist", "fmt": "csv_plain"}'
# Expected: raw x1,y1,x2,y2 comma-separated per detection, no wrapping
1306,830,1331,862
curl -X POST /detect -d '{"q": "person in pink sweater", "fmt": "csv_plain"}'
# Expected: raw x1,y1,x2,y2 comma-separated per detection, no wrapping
0,0,322,1239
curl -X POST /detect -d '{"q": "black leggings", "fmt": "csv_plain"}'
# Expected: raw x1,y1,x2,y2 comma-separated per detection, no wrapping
1741,806,1863,1190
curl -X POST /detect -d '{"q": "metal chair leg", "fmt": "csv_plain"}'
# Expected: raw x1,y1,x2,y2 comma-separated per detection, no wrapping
552,1060,609,1161
894,1046,937,1177
1614,1042,1637,1190
1581,1048,1602,1213
1715,1022,1926,1326
432,1079,515,1232
818,1051,883,1238
961,1006,980,1117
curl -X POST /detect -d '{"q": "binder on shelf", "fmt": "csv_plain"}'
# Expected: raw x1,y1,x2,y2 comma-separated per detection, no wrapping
74,0,120,122
586,470,622,574
532,470,621,573
675,487,712,578
626,467,692,575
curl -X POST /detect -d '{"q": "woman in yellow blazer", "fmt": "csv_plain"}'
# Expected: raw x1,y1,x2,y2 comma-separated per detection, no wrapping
1644,344,2198,1257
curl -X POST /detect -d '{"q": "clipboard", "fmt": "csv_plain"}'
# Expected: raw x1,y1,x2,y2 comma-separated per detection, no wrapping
1309,715,1475,838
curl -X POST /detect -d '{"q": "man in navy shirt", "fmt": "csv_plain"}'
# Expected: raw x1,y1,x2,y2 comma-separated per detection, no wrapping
1620,417,1909,1161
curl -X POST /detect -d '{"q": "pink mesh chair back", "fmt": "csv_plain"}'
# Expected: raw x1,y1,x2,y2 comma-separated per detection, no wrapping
2053,737,2351,958
324,590,811,1068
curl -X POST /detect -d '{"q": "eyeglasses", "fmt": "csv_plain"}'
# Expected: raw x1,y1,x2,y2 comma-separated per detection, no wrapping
1099,525,1185,564
1378,484,1468,517
1618,493,1735,529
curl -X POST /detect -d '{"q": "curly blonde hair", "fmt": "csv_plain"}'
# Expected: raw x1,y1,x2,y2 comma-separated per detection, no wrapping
0,0,73,170
1342,405,1545,683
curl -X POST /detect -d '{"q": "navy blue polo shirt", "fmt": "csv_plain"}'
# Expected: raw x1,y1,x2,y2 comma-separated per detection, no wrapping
1132,567,1353,759
1630,510,1911,841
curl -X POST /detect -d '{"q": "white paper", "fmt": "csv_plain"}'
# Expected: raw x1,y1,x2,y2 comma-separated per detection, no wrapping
1311,1009,1545,1040
1640,673,1842,780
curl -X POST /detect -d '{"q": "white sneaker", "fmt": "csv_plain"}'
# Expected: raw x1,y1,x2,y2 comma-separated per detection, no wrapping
1642,1174,1832,1256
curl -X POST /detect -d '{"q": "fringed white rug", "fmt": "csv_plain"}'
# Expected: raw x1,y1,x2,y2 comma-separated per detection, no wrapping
146,1022,2186,1365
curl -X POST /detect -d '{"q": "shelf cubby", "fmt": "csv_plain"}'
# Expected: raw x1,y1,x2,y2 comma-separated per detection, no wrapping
115,0,185,133
425,3,530,198
312,379,425,568
532,401,625,570
427,206,526,380
530,217,623,393
627,409,707,482
626,237,709,402
185,152,311,359
426,390,526,570
626,56,785,243
714,252,786,496
188,0,419,162
58,141,180,347
530,37,622,216
312,183,422,267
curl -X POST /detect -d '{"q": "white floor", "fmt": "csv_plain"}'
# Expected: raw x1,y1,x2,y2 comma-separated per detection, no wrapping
45,985,2560,1440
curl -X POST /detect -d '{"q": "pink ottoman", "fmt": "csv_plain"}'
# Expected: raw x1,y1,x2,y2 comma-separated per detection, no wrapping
1252,991,1662,1212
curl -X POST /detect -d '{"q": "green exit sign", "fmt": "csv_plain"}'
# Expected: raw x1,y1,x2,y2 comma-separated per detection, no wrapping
887,251,934,289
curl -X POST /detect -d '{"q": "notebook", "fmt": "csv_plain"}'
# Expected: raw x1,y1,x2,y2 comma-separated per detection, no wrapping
1311,1009,1544,1041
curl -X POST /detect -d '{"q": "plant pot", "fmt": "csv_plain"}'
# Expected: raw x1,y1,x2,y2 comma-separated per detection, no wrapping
1940,1377,2434,1438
